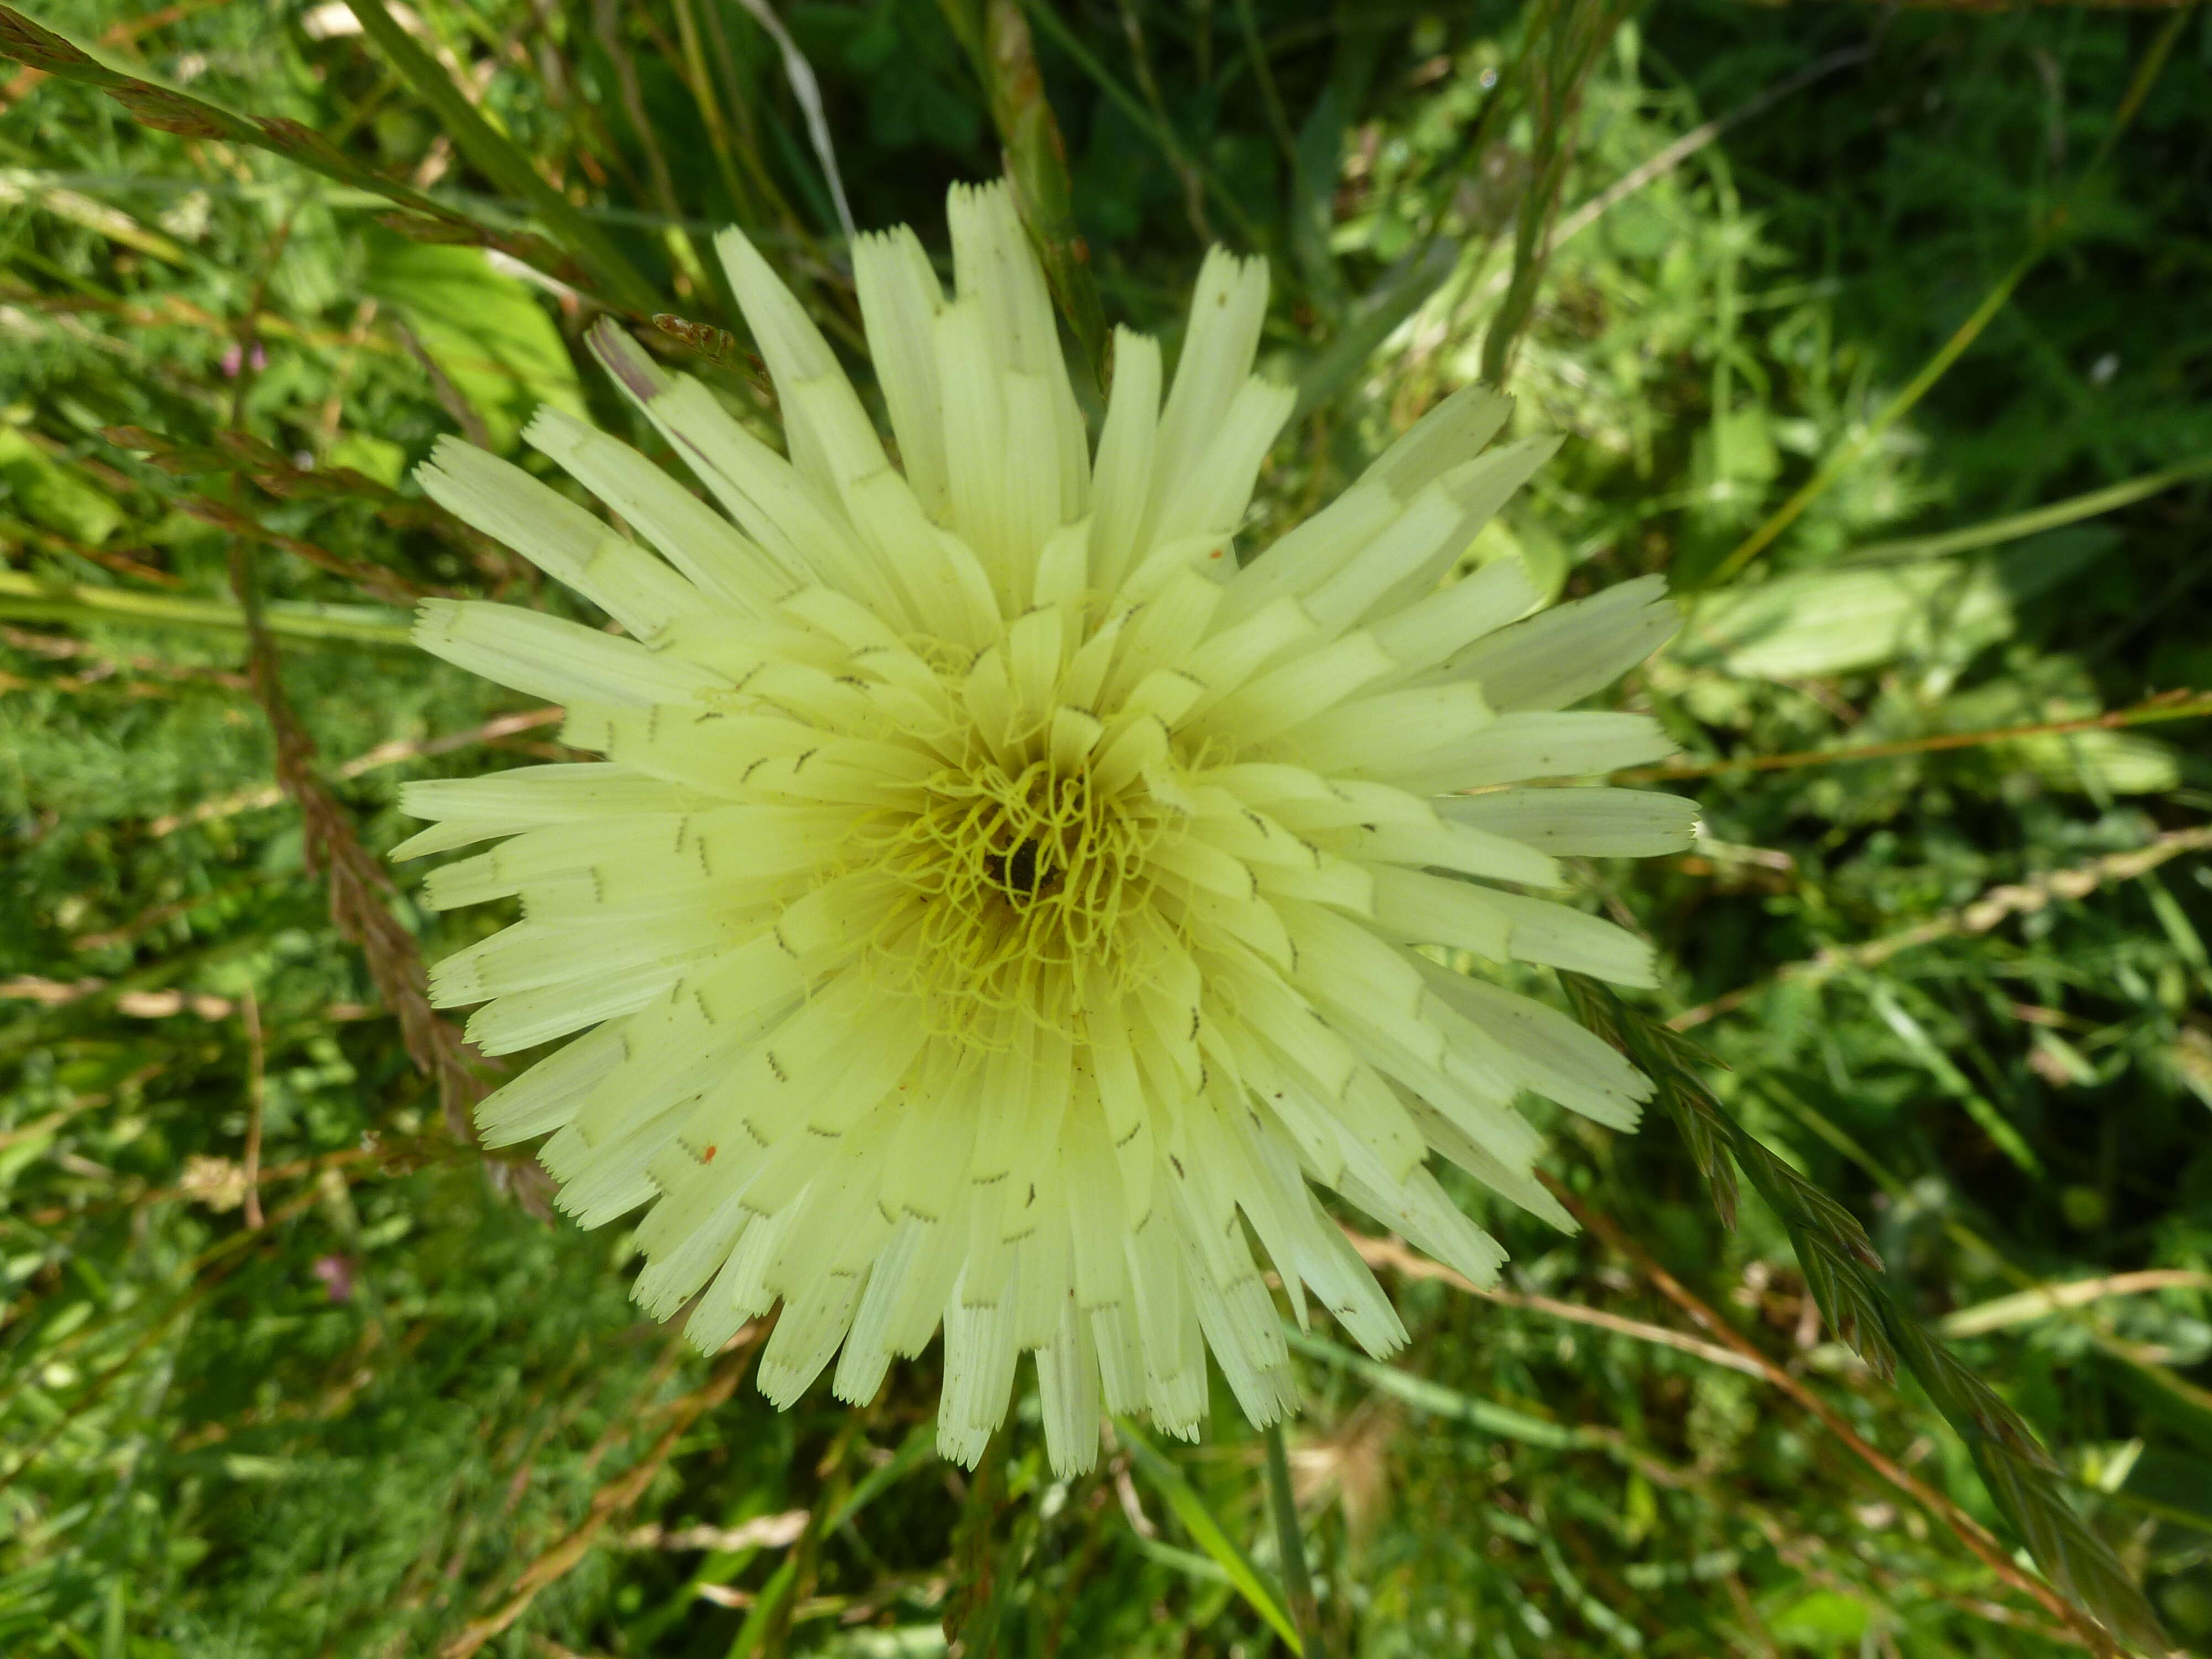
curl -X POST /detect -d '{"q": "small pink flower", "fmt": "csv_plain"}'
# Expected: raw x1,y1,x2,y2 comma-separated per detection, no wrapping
312,1255,355,1303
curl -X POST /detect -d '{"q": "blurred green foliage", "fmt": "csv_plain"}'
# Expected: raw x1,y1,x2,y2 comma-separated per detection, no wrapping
2,0,2210,1655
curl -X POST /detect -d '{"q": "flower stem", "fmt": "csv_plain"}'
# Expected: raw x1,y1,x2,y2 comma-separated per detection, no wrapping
1263,1421,1326,1659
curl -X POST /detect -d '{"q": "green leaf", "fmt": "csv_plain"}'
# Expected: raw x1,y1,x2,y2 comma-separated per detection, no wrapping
2006,728,2180,796
341,0,663,318
1679,529,2114,681
1289,84,1351,315
722,1555,797,1659
1849,449,2212,562
0,429,122,546
1115,1420,1302,1653
325,434,408,489
1865,985,2044,1177
364,228,586,453
1766,1588,1871,1648
826,1421,939,1531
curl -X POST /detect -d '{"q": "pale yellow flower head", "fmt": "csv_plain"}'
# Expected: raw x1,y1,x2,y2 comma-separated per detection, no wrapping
399,182,1691,1474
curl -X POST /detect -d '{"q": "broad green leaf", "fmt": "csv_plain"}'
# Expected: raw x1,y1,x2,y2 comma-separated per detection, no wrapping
1767,1588,1871,1648
0,427,122,545
1680,528,2111,679
2005,727,2180,795
363,227,586,453
325,434,408,488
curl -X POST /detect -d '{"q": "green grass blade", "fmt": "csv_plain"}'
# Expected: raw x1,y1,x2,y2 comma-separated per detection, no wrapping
1866,985,2044,1178
341,0,663,317
0,4,592,300
976,0,1109,395
825,1421,937,1531
721,1555,797,1659
1264,1422,1328,1659
1292,238,1458,421
1011,0,1268,253
1285,1329,1590,1451
1115,1420,1301,1653
1700,6,2193,591
1848,451,2212,563
1700,246,2040,591
0,571,413,646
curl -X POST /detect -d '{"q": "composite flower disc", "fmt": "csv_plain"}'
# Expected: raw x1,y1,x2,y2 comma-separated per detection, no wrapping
400,182,1693,1474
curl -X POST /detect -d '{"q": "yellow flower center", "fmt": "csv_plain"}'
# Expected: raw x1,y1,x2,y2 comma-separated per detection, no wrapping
862,752,1159,1049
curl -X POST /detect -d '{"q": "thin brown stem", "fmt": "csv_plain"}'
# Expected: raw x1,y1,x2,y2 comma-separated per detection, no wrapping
146,705,564,838
220,212,494,1148
1618,689,2212,784
240,985,265,1230
1344,1227,1767,1376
